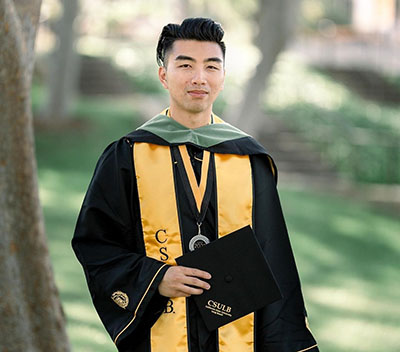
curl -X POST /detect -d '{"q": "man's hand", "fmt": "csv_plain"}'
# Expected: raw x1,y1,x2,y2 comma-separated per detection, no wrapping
158,266,211,298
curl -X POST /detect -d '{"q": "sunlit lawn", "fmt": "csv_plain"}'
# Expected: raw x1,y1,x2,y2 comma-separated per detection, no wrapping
280,188,400,352
35,98,400,352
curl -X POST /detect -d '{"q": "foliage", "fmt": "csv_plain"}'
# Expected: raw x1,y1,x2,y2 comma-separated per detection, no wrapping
300,0,352,30
127,71,165,95
265,54,400,184
32,80,47,113
385,74,400,92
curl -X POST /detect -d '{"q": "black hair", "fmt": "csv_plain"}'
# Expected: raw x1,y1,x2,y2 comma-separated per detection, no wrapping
156,17,226,67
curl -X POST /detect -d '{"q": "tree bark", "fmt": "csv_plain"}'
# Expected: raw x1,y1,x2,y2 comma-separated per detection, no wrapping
0,0,70,351
228,0,300,137
42,0,79,120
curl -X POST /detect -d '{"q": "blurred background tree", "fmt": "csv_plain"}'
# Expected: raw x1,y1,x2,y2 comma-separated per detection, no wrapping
229,0,302,135
41,0,80,120
0,0,70,350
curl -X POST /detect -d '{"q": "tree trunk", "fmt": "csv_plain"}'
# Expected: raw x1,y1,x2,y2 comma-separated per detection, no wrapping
176,0,190,18
42,0,79,120
0,0,70,351
228,0,300,137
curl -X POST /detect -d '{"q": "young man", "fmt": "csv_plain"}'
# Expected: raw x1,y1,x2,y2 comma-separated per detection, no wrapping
72,18,318,352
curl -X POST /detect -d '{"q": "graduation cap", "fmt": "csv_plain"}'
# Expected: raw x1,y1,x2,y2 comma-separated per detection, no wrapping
176,225,282,331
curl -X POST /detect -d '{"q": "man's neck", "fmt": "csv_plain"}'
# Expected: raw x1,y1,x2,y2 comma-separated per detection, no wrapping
168,107,212,129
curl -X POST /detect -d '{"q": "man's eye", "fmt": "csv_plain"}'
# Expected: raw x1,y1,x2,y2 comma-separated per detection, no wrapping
207,66,219,70
179,64,191,68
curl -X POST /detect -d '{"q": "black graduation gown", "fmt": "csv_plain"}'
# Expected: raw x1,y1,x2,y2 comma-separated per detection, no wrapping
72,130,319,352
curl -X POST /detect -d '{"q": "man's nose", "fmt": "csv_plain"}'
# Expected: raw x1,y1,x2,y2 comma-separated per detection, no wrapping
191,69,206,85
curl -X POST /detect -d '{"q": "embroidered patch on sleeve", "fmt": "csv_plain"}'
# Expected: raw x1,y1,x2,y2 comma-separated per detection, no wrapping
111,291,129,309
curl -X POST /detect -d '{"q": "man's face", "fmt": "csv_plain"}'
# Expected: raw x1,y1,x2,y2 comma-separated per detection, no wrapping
158,40,225,116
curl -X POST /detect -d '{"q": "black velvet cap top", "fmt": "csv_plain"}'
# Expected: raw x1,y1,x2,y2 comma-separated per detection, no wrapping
176,226,282,331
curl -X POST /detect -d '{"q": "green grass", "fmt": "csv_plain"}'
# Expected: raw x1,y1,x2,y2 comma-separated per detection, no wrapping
34,96,400,351
280,187,400,352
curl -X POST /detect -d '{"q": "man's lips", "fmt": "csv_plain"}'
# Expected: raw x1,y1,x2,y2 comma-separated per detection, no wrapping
187,89,208,97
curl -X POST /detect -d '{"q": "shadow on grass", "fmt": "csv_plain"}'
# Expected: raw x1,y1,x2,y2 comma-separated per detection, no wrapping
279,188,400,352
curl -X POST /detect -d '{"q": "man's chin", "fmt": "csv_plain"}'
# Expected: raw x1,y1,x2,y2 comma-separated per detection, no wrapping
184,103,210,114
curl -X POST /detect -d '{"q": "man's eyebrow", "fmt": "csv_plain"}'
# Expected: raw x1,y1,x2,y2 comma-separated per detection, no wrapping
175,55,195,62
204,57,223,64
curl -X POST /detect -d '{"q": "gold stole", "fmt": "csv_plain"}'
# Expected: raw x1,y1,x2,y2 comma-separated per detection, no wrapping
134,143,254,352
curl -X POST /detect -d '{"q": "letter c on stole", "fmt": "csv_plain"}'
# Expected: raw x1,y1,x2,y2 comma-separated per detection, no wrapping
155,229,167,244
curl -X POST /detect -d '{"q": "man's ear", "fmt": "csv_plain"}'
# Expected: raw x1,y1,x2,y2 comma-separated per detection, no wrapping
158,66,168,89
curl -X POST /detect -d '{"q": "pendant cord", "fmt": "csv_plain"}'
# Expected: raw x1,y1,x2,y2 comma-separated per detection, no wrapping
178,145,210,212
172,146,214,227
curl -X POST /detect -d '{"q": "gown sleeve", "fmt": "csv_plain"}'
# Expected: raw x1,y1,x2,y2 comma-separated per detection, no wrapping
251,155,319,352
72,138,169,350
